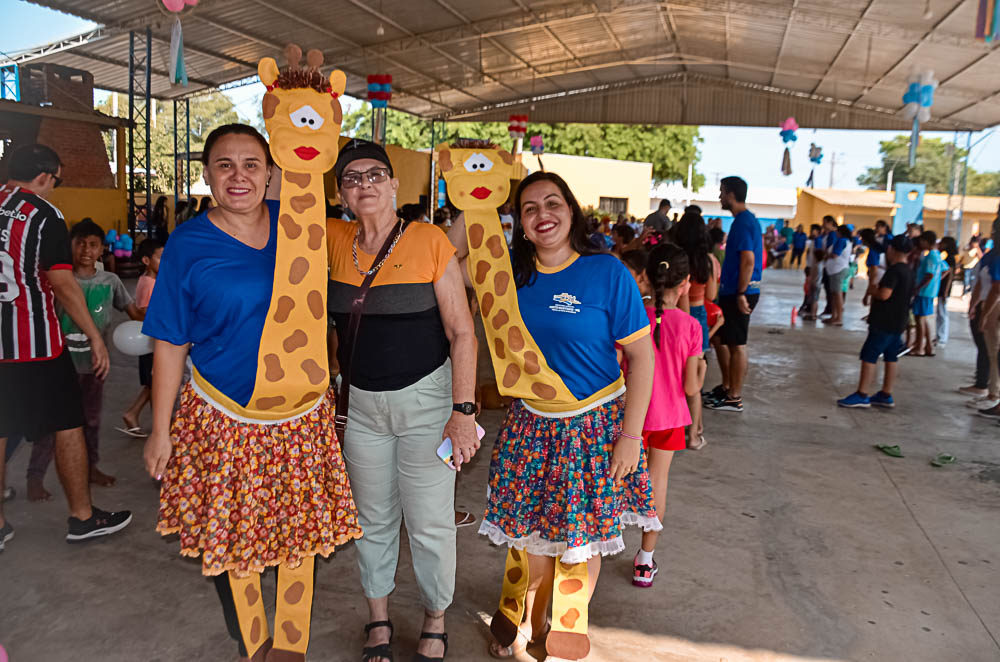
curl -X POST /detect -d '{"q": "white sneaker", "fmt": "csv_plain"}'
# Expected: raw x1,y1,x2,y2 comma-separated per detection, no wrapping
965,396,999,409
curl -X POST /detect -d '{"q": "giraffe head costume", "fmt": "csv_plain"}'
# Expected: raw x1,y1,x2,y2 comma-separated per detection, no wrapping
217,45,346,421
216,46,347,662
438,141,591,660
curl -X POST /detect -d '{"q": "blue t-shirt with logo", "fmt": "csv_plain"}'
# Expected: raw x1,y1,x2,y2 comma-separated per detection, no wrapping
792,231,807,250
720,210,762,296
916,249,944,298
516,253,649,413
143,201,280,407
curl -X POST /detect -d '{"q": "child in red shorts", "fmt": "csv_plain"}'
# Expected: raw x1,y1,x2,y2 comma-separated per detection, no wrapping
631,243,703,588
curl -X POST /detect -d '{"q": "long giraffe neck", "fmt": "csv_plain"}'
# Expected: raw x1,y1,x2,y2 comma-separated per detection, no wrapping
464,208,574,404
245,171,329,418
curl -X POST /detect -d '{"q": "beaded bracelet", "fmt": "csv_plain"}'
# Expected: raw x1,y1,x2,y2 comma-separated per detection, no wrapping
619,432,642,442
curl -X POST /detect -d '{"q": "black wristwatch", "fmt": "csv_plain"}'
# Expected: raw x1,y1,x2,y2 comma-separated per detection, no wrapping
453,402,477,415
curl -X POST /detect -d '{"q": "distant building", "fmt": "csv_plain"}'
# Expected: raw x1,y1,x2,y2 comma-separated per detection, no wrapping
520,152,652,216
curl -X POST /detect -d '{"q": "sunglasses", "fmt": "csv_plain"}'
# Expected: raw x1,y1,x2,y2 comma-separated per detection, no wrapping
46,172,63,188
340,167,390,189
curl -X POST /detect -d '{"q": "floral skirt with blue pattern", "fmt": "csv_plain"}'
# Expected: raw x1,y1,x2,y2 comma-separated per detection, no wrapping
478,396,662,564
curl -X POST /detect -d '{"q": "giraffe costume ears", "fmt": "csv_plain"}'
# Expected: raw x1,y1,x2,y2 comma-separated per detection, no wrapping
258,44,346,97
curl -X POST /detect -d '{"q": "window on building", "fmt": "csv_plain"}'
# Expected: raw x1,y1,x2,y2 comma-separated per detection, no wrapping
599,196,627,214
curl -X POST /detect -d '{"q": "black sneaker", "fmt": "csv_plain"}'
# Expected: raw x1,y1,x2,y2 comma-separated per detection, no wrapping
703,384,727,405
0,521,13,552
708,396,744,412
66,507,132,543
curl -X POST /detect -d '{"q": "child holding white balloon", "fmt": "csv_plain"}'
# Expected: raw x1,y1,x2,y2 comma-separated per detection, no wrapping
120,238,163,437
26,220,145,500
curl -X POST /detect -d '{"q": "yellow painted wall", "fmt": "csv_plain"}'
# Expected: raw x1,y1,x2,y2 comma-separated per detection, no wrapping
324,138,431,207
519,153,652,215
48,187,128,234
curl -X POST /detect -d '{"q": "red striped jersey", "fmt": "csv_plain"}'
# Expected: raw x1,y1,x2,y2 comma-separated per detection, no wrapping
0,185,72,362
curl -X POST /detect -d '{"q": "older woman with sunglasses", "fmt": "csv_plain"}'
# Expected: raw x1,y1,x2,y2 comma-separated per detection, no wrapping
326,139,479,662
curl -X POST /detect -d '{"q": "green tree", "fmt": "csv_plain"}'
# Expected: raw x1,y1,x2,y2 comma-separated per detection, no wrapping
342,102,703,185
858,135,1000,196
96,92,240,194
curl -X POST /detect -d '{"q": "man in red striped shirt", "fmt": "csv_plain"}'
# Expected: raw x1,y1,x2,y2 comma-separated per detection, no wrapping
0,144,130,551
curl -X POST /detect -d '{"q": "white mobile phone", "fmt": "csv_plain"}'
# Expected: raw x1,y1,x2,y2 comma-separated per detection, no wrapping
436,423,486,470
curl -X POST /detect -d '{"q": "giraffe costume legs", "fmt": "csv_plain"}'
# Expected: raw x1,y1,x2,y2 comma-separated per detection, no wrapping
492,550,590,661
227,558,316,662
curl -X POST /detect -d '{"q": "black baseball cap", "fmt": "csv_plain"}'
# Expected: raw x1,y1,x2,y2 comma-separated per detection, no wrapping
334,138,394,180
889,235,912,253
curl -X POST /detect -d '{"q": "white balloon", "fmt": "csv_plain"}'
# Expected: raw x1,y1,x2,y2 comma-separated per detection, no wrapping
917,107,931,123
901,103,919,120
113,321,155,356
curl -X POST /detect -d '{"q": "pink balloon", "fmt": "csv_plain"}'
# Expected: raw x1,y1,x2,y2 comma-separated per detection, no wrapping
0,644,8,662
162,0,185,11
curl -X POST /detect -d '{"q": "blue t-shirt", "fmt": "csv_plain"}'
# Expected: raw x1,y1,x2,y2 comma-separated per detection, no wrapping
865,243,885,267
987,249,1000,282
792,231,807,250
916,249,943,298
143,201,280,407
517,253,649,416
830,235,848,256
720,210,762,296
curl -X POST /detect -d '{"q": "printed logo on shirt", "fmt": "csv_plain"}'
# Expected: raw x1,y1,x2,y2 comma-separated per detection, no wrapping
550,292,581,314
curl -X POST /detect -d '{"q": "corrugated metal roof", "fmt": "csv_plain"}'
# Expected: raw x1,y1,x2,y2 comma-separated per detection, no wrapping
6,0,999,129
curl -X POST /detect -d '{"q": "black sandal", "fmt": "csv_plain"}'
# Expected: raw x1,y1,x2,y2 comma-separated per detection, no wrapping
413,632,448,662
363,620,394,662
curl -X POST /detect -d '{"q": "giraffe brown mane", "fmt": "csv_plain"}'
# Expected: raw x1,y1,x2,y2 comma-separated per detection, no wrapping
274,68,330,94
452,138,497,149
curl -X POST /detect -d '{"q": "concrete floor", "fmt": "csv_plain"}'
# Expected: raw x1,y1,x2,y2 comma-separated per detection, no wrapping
2,268,999,662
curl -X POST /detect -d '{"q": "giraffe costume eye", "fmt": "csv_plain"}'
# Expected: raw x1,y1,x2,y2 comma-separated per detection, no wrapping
289,104,325,130
463,152,494,173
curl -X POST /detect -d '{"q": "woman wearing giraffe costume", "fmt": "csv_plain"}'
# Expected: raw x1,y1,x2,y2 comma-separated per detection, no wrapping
439,144,660,661
142,47,361,662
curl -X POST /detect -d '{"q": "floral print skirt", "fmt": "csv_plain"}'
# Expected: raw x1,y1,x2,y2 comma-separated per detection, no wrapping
478,397,661,564
157,383,362,577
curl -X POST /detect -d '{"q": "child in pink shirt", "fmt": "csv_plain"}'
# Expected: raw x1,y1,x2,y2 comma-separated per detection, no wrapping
120,238,163,436
632,243,703,588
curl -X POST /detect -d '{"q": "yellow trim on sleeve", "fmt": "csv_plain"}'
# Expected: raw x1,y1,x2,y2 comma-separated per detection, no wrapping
616,324,651,345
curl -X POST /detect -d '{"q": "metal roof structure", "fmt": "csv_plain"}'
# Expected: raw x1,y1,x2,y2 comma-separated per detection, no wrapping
7,0,1000,130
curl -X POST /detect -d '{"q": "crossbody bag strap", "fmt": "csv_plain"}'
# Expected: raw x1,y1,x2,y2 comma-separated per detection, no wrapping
334,219,408,444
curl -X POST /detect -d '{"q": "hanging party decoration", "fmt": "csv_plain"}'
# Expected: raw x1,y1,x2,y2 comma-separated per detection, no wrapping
901,70,938,167
805,142,823,188
779,117,798,176
161,0,198,11
367,74,392,108
508,114,528,140
529,135,544,155
975,0,1000,42
161,0,198,86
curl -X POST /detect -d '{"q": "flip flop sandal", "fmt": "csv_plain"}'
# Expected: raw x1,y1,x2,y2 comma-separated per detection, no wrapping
875,444,904,458
455,511,477,528
489,624,551,659
363,620,394,662
115,426,148,438
688,434,707,450
930,453,957,467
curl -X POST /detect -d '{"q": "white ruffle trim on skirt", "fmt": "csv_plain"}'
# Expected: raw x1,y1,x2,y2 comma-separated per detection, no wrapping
478,512,663,564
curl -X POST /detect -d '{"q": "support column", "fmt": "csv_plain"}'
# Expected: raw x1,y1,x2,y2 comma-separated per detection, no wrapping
128,28,152,237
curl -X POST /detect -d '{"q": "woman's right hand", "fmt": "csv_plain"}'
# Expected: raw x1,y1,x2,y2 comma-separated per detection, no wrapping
144,429,172,480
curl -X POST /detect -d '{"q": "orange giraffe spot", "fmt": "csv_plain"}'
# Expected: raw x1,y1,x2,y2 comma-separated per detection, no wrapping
523,350,540,375
508,326,525,352
244,584,260,606
307,290,324,320
532,382,557,400
510,549,521,562
559,608,580,630
502,363,521,389
284,171,311,188
502,597,519,612
264,354,285,381
289,192,316,213
284,581,306,605
294,391,322,408
558,578,584,595
486,234,504,259
492,309,509,330
250,616,262,643
256,395,286,410
262,93,279,119
494,271,510,296
475,260,491,284
494,337,506,360
283,330,308,353
274,296,295,323
301,359,327,385
307,224,324,251
280,620,303,644
506,567,523,583
469,224,485,248
289,257,310,284
481,292,494,318
279,214,302,240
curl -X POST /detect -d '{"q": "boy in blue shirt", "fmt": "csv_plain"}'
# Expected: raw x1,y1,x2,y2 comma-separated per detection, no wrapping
838,235,915,408
791,224,808,268
913,230,943,356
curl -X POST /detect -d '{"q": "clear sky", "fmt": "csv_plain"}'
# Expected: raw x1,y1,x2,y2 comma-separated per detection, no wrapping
8,0,998,194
